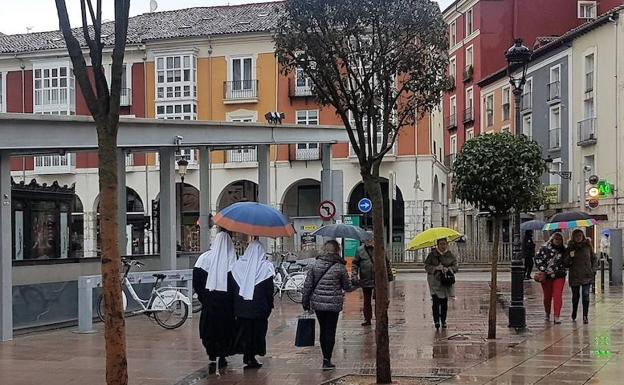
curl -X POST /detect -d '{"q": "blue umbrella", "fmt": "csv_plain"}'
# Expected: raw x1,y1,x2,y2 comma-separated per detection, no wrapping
520,220,546,231
312,224,372,241
214,202,295,238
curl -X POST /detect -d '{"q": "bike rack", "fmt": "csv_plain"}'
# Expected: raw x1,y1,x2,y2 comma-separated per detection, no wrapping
76,269,194,334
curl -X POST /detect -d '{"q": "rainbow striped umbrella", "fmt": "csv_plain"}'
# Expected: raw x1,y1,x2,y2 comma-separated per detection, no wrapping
214,202,295,238
543,211,596,231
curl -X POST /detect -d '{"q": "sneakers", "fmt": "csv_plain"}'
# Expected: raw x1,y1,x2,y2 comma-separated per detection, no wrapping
322,359,336,370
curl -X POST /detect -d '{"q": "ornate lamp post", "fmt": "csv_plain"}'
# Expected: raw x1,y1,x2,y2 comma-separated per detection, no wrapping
177,157,189,251
505,39,532,329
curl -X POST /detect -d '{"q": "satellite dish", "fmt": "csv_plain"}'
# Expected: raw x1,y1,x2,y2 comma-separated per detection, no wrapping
150,0,158,12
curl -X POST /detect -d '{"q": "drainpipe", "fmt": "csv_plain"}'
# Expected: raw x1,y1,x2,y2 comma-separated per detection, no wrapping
20,59,27,181
614,14,620,228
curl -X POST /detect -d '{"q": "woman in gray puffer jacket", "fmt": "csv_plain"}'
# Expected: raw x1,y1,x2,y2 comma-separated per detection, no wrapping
302,240,351,370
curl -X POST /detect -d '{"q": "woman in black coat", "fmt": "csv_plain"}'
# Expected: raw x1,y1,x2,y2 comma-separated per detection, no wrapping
192,231,237,369
522,231,536,280
229,240,275,369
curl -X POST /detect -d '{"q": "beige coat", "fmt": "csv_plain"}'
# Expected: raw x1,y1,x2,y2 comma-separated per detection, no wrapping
424,249,458,298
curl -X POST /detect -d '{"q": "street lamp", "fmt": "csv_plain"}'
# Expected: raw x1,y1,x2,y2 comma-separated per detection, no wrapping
506,38,532,329
177,157,189,251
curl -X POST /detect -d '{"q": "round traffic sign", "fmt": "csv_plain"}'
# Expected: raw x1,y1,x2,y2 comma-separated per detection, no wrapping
358,198,372,213
319,200,337,221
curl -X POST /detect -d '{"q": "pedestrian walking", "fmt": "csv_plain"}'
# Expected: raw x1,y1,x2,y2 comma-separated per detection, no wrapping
566,229,597,324
600,233,610,259
351,238,394,326
192,231,237,369
302,240,352,370
522,231,536,280
229,240,275,369
424,238,458,330
534,232,567,324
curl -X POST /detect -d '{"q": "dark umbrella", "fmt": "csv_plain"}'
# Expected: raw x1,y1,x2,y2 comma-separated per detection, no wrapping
520,220,546,231
312,224,372,241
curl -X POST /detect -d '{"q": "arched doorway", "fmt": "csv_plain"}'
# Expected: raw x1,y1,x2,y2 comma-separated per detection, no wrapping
281,179,321,252
96,187,146,255
217,180,258,210
347,179,405,249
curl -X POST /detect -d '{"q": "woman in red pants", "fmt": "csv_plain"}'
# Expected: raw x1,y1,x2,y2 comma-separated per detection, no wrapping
534,232,568,324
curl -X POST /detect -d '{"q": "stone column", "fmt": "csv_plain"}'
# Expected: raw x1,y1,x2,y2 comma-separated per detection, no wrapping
159,148,177,270
0,151,13,341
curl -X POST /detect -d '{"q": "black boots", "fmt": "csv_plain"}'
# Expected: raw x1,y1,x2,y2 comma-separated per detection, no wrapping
322,359,336,370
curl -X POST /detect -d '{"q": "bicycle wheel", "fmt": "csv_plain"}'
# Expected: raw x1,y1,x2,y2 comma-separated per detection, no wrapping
192,292,202,313
154,300,189,329
286,279,304,303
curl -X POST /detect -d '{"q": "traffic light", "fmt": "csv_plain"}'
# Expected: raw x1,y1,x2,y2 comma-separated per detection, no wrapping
587,175,600,209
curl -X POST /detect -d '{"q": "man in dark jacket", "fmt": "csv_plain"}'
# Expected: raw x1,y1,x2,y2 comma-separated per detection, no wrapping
352,238,394,326
302,240,351,370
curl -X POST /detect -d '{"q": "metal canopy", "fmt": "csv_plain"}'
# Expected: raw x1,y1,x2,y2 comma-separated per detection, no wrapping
0,113,347,153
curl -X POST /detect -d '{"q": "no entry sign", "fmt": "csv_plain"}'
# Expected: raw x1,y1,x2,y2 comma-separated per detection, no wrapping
319,200,337,221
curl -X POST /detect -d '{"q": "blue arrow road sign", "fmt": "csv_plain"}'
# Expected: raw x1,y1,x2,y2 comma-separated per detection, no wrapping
358,198,372,213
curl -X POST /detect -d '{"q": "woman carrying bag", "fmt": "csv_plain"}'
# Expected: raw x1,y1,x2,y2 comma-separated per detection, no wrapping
424,238,458,330
566,229,597,324
534,232,567,324
301,240,352,370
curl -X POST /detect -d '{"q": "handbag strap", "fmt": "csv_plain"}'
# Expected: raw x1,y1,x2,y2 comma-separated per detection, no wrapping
311,262,337,294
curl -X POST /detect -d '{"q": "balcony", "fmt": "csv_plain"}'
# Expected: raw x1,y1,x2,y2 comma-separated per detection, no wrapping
521,92,532,111
288,78,314,98
549,128,561,150
227,147,257,163
463,65,473,83
120,88,132,106
446,113,457,130
223,80,258,102
34,153,75,174
446,75,456,91
444,153,457,170
295,144,320,160
463,108,474,125
547,81,561,103
577,117,597,146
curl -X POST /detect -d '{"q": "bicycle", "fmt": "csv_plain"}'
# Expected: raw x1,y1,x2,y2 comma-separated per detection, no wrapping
96,259,191,329
269,252,309,303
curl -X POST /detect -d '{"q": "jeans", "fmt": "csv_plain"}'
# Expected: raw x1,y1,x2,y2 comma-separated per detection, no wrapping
431,295,448,324
362,287,373,322
524,256,534,279
541,278,565,318
571,283,591,319
315,310,340,360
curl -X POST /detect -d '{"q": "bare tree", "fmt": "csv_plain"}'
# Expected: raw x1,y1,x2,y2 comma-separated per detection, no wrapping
275,0,448,382
55,1,130,384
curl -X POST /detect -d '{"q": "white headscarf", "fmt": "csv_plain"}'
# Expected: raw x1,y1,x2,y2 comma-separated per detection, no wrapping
231,240,275,300
194,232,237,292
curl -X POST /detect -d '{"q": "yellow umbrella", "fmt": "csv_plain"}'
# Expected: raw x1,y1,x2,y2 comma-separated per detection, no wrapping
406,227,462,251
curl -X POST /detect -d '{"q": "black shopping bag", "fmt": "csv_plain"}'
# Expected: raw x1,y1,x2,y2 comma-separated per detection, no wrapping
295,314,315,347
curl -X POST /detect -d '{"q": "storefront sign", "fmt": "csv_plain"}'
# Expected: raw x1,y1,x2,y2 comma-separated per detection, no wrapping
545,184,560,204
300,232,317,251
302,224,319,232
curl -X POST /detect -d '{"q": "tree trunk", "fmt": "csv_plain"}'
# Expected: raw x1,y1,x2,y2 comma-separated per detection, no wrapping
97,125,128,385
363,175,392,384
488,217,501,340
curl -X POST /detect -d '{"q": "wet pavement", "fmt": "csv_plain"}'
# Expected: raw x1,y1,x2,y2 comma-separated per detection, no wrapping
0,272,622,385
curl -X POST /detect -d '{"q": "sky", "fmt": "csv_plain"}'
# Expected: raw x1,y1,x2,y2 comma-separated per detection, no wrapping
1,0,455,35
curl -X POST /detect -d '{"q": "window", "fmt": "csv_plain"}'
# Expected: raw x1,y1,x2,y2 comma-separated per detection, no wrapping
450,135,457,154
106,64,132,106
465,46,474,68
227,116,257,162
522,78,533,110
156,54,197,100
548,65,561,101
294,67,313,96
466,128,474,140
0,72,4,112
449,20,457,47
522,114,532,139
578,1,597,19
549,106,561,149
449,57,456,83
502,87,510,121
585,53,595,93
296,110,320,160
448,95,457,128
465,87,473,119
485,94,494,127
466,8,474,36
225,56,256,100
33,62,75,114
549,158,562,185
156,102,197,120
348,111,394,156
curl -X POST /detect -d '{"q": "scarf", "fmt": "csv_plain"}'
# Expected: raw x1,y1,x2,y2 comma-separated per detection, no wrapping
231,240,275,300
194,232,237,292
